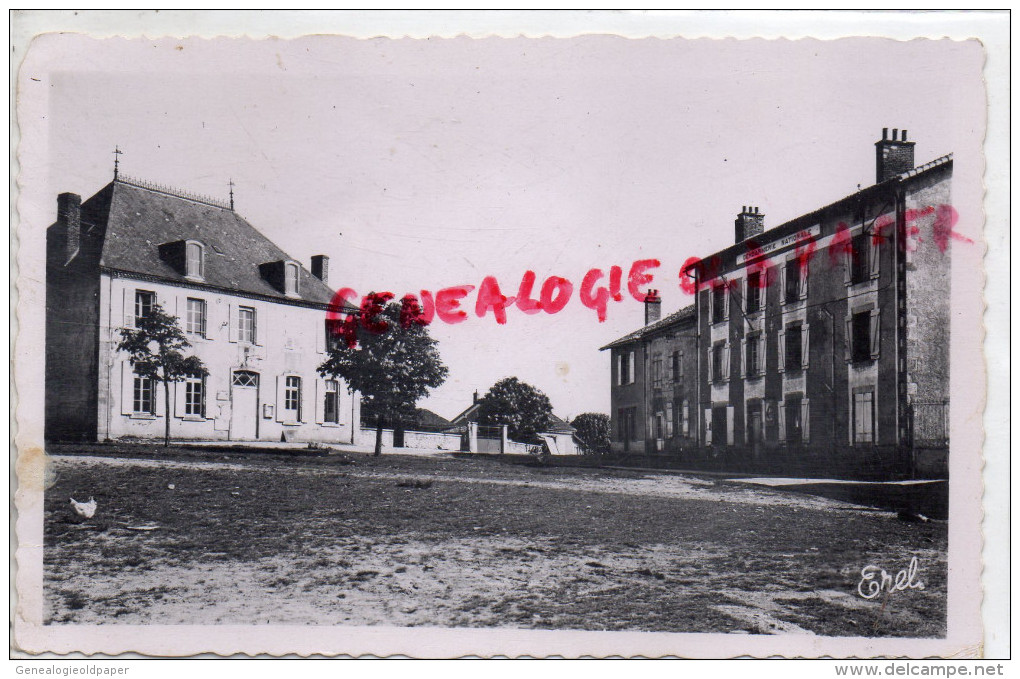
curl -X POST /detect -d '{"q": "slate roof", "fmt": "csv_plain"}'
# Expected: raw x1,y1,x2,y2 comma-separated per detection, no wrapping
546,413,576,434
87,178,346,309
600,304,696,351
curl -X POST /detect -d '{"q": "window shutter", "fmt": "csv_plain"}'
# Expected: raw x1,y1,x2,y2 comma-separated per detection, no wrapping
843,247,852,286
316,320,326,354
682,400,689,436
120,362,134,415
628,351,635,384
155,376,165,415
870,308,881,359
228,303,238,342
799,264,808,299
122,288,135,328
276,375,286,422
778,330,786,372
301,376,311,423
758,333,766,376
704,409,713,445
723,286,730,320
869,237,880,280
616,354,622,386
801,399,810,442
707,348,714,383
175,294,184,324
845,315,853,362
739,338,747,378
726,405,735,446
801,323,810,370
778,402,787,442
665,404,673,438
723,342,731,380
314,379,325,424
174,380,186,418
254,304,265,347
780,266,788,304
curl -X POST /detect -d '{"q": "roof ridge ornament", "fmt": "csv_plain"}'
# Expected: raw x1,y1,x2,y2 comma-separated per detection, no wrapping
113,146,123,179
116,173,232,210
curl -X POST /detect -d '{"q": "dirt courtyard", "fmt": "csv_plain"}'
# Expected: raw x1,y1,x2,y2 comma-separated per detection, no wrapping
42,445,948,636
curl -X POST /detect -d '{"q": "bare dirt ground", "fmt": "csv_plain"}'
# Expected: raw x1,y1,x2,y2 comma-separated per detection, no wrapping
42,444,947,636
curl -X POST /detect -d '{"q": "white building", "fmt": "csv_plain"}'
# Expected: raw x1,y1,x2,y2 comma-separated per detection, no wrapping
46,174,360,444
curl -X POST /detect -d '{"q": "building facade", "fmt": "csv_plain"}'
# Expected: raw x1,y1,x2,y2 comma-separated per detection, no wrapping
604,130,952,478
602,292,699,456
46,175,361,444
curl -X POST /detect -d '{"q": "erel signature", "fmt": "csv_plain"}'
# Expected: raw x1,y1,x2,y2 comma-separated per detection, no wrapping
857,556,926,599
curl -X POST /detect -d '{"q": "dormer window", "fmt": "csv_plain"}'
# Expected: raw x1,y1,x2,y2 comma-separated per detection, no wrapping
285,262,299,297
185,241,205,280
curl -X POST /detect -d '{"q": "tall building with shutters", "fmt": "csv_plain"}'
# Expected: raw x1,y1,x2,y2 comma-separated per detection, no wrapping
45,174,361,443
681,129,953,478
604,130,953,478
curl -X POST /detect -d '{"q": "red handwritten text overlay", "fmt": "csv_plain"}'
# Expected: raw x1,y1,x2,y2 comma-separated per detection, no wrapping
328,204,968,342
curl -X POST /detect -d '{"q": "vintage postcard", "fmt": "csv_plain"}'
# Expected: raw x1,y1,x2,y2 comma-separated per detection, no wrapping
12,11,1002,659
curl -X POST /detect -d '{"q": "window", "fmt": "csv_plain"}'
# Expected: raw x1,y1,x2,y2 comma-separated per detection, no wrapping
746,271,762,313
853,391,875,445
135,290,155,322
284,376,302,419
852,311,872,363
184,377,205,417
681,399,690,436
617,351,635,386
232,370,258,387
712,285,727,323
238,306,256,344
711,406,727,446
132,371,154,414
665,402,674,438
786,325,803,370
671,350,682,381
186,242,204,279
712,343,726,382
784,260,801,304
849,232,869,284
652,357,663,388
285,262,299,297
746,332,762,376
324,380,339,424
186,298,206,336
784,395,803,442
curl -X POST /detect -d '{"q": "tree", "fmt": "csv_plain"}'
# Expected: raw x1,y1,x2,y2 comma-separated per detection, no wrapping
477,377,553,443
318,292,448,456
117,302,208,447
571,413,612,455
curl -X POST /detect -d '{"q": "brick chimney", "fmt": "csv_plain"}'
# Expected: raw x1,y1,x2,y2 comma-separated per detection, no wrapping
875,127,915,183
310,255,329,284
473,390,479,404
644,289,662,326
734,206,764,244
57,192,82,263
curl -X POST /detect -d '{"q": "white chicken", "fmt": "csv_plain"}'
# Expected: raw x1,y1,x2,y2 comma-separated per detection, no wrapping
69,496,97,520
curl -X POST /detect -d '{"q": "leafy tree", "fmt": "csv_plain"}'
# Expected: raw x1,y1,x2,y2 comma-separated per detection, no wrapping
477,377,553,443
117,302,208,447
319,292,448,456
571,413,612,455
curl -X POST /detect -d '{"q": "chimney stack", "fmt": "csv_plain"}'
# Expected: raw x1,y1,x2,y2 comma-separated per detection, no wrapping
57,192,82,263
644,289,662,326
310,255,329,284
875,127,915,183
473,390,479,404
734,205,765,244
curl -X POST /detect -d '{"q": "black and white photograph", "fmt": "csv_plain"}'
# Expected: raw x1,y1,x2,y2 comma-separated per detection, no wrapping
12,10,1005,662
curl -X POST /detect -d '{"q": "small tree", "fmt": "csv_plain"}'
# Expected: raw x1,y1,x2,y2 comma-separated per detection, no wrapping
319,292,448,456
571,413,612,455
117,302,208,447
477,377,553,443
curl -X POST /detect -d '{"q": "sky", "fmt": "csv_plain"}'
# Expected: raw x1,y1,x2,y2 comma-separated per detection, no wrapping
21,33,985,421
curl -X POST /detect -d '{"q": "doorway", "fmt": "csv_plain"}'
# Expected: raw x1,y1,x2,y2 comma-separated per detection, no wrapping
748,403,764,459
229,370,260,440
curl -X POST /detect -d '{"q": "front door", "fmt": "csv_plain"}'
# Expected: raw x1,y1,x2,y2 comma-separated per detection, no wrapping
749,409,763,458
229,370,259,440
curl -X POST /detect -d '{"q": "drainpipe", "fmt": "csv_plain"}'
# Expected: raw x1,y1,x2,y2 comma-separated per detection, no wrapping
818,304,836,454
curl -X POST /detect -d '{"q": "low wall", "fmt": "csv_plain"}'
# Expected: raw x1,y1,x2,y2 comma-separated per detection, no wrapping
357,427,463,452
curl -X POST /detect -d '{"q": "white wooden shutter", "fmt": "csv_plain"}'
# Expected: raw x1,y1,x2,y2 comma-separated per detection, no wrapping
665,403,673,438
704,409,713,445
801,399,810,442
707,348,714,382
254,304,265,346
845,315,853,362
300,376,311,423
723,342,731,380
122,288,135,328
739,338,747,378
726,405,735,446
616,354,622,386
628,351,635,384
315,319,326,354
801,323,810,370
799,264,808,299
228,303,238,342
276,375,286,422
869,237,880,280
778,401,787,442
780,265,788,303
843,246,852,286
174,380,186,417
778,330,786,372
741,277,748,314
176,294,187,325
314,379,325,424
723,286,730,320
870,308,881,359
120,362,134,415
758,333,766,376
682,400,689,436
